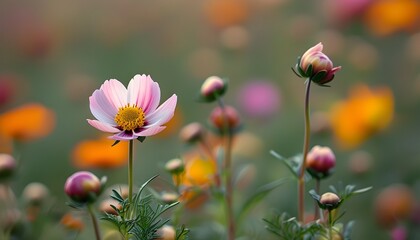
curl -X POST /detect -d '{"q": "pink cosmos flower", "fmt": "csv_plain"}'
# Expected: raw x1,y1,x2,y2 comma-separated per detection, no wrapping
87,74,177,140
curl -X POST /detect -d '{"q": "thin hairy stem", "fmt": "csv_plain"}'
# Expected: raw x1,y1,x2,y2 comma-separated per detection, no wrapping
128,139,134,203
298,79,312,223
87,204,101,240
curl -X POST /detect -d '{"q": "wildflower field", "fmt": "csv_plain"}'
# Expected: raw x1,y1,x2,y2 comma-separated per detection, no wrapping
0,0,419,239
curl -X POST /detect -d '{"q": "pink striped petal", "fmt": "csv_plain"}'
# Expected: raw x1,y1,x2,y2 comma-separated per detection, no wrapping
135,126,166,137
89,90,117,124
129,75,161,114
87,119,120,133
100,79,127,110
145,94,177,126
110,131,136,140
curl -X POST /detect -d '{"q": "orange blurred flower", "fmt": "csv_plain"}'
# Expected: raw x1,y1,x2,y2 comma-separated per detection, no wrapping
364,0,420,36
180,155,216,187
60,213,84,231
205,0,250,29
72,137,128,169
0,103,55,142
174,154,217,209
330,85,393,149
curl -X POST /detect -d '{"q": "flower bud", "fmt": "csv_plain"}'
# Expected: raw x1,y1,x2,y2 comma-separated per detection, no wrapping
99,198,121,215
165,158,185,175
155,225,176,240
64,171,102,203
319,192,341,210
160,192,179,204
179,122,205,143
200,76,227,102
22,182,49,206
306,145,336,179
295,42,341,86
0,154,16,180
210,105,240,133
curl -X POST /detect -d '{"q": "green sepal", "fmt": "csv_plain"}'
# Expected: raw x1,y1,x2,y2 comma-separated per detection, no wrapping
137,136,146,142
306,167,334,180
305,64,313,77
310,70,327,85
291,66,302,78
111,140,120,146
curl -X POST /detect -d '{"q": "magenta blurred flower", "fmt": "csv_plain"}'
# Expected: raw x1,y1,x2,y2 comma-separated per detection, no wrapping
391,226,407,240
64,171,102,203
236,81,281,120
87,74,177,140
295,42,341,86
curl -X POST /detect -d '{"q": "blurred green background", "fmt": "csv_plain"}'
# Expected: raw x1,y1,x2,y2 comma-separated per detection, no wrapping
0,0,419,239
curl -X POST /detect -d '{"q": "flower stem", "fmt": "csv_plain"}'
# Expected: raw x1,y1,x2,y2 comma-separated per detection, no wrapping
128,139,134,203
217,98,235,240
298,79,312,223
328,210,333,240
87,204,101,240
314,179,321,220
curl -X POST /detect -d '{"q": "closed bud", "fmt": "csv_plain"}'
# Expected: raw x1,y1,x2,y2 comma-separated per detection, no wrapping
200,76,227,101
64,171,102,204
295,42,341,86
306,145,336,179
165,158,184,175
0,154,16,180
155,225,176,240
22,182,49,206
210,105,240,133
319,192,341,210
179,122,205,143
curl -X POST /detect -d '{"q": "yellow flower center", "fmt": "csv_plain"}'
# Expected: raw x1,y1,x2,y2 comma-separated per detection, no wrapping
114,105,145,131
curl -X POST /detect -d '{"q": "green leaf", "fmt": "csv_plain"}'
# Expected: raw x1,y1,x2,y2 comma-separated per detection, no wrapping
237,178,291,225
270,150,311,181
343,221,355,240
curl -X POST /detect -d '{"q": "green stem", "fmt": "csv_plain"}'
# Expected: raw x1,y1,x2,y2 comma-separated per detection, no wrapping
128,139,134,203
87,204,101,240
314,179,321,220
298,79,312,223
328,210,333,240
217,98,235,240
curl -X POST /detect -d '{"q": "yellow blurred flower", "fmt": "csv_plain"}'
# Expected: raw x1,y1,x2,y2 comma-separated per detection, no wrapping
181,155,216,187
0,103,55,142
72,137,128,169
364,0,420,36
330,85,394,149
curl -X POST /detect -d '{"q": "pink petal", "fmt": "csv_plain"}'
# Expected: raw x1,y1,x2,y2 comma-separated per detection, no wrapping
145,94,177,126
129,75,161,114
135,126,166,137
110,131,136,140
87,119,120,133
89,90,117,124
100,79,128,110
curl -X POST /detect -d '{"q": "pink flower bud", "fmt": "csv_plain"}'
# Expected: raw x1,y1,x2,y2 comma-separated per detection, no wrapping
179,122,205,143
64,171,102,203
0,154,16,180
200,76,227,101
165,158,185,175
319,192,341,210
306,145,336,174
295,42,341,85
210,105,240,133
